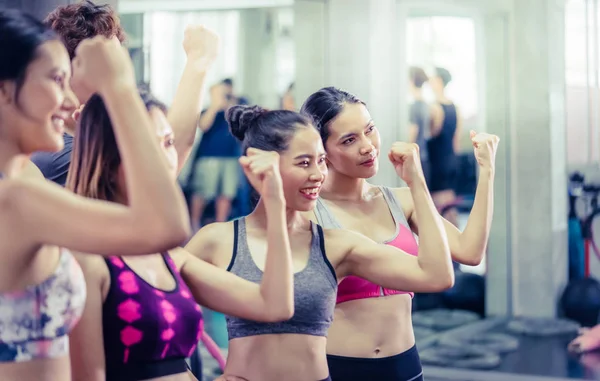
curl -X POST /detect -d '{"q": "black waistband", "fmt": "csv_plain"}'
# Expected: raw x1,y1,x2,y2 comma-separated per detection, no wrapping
106,357,188,381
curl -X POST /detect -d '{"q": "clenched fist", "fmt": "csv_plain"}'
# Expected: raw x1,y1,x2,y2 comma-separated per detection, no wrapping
71,36,136,96
470,130,500,171
239,148,284,202
183,25,220,73
388,142,424,186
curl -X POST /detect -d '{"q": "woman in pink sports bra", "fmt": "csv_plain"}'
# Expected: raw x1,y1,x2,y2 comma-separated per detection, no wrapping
301,87,499,381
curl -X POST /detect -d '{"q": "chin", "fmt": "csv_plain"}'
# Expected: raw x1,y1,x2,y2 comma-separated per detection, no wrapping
293,198,318,212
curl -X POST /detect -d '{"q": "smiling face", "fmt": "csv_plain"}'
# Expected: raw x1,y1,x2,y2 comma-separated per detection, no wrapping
323,102,380,179
0,39,78,154
278,126,328,211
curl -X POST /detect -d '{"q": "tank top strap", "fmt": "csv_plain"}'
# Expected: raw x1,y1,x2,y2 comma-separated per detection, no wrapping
379,186,411,230
162,252,185,285
226,217,253,272
310,221,338,287
314,197,343,229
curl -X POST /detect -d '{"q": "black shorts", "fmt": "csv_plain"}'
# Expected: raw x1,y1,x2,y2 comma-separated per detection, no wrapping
327,345,423,381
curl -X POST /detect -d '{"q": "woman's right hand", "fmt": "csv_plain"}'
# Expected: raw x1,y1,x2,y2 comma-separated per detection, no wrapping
239,148,285,203
72,36,136,96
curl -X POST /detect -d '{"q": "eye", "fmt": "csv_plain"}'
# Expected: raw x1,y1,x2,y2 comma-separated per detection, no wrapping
298,160,310,167
366,125,375,134
165,138,175,147
318,156,327,164
53,75,65,88
342,137,355,145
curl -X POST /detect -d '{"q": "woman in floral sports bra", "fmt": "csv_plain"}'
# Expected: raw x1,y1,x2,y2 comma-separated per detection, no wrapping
67,89,296,379
0,10,190,381
301,87,499,381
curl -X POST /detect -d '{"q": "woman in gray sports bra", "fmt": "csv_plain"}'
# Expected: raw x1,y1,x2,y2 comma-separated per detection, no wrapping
185,105,455,381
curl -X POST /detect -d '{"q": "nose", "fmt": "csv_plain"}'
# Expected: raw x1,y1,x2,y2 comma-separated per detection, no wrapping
309,165,326,182
359,141,374,156
62,86,80,113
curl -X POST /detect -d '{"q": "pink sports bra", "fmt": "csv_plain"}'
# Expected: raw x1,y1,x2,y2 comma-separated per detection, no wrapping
314,186,419,304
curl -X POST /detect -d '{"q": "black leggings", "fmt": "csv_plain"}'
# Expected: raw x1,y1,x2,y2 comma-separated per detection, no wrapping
327,345,423,381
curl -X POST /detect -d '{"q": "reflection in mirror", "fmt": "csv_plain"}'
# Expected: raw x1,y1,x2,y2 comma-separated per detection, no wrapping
405,15,484,275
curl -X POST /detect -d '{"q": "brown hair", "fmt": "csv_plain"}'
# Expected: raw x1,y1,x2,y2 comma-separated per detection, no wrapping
409,66,428,88
44,0,126,59
66,88,167,201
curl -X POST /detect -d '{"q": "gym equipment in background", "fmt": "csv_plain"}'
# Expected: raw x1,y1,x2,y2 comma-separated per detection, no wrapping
442,270,485,317
412,309,481,331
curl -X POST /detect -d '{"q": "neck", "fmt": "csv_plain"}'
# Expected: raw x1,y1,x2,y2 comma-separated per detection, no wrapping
248,198,305,231
321,169,370,202
0,139,27,177
412,88,423,100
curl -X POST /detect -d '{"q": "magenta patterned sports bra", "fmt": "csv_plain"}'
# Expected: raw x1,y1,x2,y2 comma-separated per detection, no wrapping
102,253,203,381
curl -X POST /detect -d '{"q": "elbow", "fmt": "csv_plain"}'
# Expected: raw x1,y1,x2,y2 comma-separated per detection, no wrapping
146,220,191,252
428,271,455,292
263,303,294,323
454,250,484,267
461,255,483,267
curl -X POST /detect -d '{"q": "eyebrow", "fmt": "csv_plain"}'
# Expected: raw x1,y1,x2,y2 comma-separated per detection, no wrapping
338,119,374,141
294,153,326,160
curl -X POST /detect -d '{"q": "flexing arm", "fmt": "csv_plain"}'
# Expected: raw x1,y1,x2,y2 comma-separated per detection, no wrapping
70,255,107,381
333,224,453,292
9,38,189,256
184,149,294,321
169,26,220,173
337,177,454,291
403,132,498,266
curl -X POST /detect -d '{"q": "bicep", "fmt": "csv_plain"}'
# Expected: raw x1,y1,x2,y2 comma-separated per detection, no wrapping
70,260,106,381
346,239,435,291
13,179,167,256
179,251,268,320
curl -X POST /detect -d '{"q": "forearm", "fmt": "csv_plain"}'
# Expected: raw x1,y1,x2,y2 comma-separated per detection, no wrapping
101,86,189,238
198,107,218,132
458,167,494,264
260,197,294,318
168,64,208,157
410,178,453,285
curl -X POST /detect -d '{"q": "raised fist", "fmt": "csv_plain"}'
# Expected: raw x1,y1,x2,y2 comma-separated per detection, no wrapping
71,36,135,96
388,142,424,185
183,25,221,72
239,148,284,201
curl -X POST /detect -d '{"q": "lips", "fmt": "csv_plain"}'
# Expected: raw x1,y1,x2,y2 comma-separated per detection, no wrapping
51,115,66,134
360,157,376,166
299,186,321,200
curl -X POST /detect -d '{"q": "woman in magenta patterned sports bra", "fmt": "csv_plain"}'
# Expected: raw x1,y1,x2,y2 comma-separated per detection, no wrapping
67,43,296,381
301,87,499,381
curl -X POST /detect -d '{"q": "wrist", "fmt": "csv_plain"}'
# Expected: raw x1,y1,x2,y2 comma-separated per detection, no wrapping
183,60,210,77
479,166,495,179
407,176,428,192
264,195,286,209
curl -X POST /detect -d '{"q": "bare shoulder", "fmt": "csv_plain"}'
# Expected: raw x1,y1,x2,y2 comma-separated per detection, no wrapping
390,186,414,218
73,252,110,287
185,220,236,267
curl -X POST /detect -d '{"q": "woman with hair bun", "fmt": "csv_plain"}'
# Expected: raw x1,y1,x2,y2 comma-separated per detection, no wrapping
186,104,454,381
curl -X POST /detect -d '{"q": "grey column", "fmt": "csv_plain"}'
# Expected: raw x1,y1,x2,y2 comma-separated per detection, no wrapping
506,0,568,317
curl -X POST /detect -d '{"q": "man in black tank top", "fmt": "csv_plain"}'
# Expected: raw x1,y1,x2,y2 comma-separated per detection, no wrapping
428,67,461,226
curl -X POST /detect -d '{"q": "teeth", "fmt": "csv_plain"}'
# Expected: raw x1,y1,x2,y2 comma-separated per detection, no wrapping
52,117,64,127
301,188,319,195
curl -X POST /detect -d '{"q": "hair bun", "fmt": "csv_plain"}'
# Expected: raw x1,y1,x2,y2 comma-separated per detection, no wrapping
226,105,268,141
